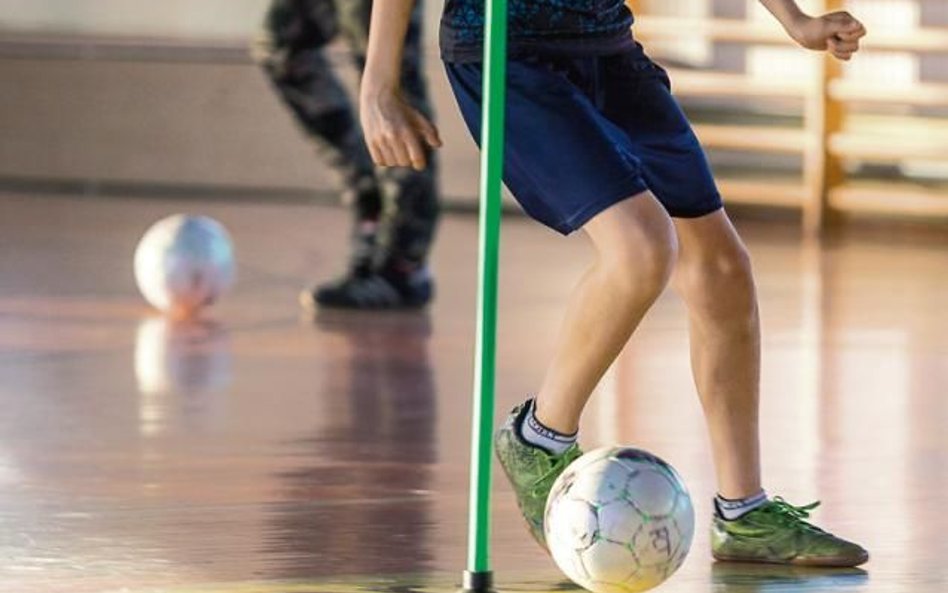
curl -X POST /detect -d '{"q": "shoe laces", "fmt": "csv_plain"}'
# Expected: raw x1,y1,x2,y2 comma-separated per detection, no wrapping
760,497,826,534
529,449,578,498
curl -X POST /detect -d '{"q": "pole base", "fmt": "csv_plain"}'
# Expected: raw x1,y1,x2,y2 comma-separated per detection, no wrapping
460,570,496,593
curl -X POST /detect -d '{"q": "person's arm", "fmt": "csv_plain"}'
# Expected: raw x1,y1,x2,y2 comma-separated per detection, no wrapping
759,0,867,60
360,0,441,170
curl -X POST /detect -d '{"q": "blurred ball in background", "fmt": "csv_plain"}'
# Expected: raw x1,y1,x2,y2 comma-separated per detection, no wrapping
134,214,236,317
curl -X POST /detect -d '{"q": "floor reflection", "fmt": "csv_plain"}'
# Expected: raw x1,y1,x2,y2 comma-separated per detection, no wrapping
1,194,947,592
264,311,437,578
134,317,232,435
711,562,869,592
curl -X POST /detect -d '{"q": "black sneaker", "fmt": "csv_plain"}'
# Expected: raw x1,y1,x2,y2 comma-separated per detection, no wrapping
302,266,434,311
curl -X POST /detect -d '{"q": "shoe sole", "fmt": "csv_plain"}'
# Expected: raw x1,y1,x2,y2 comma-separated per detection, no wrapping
712,550,869,568
299,291,318,313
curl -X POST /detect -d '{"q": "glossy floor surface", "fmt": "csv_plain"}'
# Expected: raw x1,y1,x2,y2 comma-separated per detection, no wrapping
0,193,946,593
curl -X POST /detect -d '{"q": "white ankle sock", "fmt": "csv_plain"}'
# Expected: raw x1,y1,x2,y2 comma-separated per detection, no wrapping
715,490,768,520
518,399,577,455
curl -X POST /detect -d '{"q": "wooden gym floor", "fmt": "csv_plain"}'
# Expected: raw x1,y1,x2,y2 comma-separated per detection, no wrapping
0,192,946,593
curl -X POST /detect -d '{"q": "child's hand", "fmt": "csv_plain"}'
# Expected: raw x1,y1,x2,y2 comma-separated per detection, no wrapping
789,11,866,60
361,87,442,171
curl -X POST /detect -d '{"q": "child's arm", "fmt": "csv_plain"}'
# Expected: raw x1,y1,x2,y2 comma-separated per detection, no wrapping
360,0,441,170
759,0,867,60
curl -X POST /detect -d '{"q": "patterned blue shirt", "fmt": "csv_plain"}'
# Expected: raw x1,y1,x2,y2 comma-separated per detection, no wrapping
441,0,635,62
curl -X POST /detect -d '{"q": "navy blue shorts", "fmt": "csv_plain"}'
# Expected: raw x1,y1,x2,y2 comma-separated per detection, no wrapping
445,49,723,234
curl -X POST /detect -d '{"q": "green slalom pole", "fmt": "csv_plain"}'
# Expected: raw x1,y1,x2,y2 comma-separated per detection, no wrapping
461,0,506,591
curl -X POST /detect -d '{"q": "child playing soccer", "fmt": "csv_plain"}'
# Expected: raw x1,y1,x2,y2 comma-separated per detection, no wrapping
254,0,439,309
360,0,868,566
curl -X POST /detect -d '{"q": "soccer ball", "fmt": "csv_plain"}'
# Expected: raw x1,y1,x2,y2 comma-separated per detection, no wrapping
545,447,694,593
134,214,236,317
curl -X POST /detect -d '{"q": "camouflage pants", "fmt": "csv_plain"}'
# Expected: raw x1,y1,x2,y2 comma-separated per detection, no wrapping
253,0,439,266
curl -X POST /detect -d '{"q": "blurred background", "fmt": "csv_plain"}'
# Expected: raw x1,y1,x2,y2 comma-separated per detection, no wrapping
1,0,945,229
0,0,481,207
1,3,947,592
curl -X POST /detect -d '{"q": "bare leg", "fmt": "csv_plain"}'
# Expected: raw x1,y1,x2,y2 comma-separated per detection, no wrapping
672,209,761,499
535,192,678,434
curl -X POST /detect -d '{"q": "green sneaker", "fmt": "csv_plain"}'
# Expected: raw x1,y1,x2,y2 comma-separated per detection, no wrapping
711,497,869,567
494,402,583,549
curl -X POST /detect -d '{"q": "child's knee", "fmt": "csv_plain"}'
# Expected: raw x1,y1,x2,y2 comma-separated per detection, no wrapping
681,245,757,320
604,222,677,296
710,245,754,289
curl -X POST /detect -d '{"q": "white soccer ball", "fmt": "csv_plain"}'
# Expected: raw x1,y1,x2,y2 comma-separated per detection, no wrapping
134,215,236,317
545,447,695,593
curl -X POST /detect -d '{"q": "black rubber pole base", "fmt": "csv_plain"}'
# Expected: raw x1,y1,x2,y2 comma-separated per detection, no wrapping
460,570,496,593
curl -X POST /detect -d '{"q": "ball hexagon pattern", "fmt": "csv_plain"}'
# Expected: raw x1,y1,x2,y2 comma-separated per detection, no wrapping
545,447,695,593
